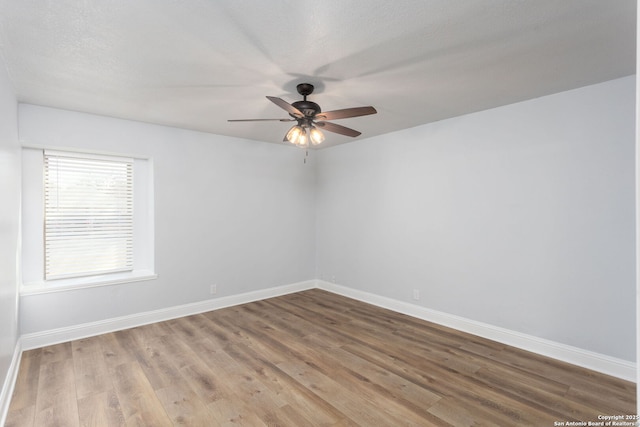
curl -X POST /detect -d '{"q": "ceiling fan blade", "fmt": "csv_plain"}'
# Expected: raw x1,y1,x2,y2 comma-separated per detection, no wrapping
315,106,377,121
316,121,361,137
228,118,294,122
266,96,304,118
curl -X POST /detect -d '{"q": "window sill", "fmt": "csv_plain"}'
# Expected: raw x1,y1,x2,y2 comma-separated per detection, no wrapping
20,270,158,295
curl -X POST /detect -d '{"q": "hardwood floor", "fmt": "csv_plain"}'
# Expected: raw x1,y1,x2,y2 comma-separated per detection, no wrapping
6,289,636,426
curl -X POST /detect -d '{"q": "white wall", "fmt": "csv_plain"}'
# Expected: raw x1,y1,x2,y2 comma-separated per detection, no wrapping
316,76,636,362
0,57,20,406
18,105,316,334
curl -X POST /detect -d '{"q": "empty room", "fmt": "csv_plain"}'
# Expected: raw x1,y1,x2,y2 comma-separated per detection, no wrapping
0,1,637,426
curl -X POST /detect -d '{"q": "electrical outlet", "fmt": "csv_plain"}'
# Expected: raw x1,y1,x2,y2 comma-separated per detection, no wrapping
210,284,217,295
412,289,420,301
331,275,336,283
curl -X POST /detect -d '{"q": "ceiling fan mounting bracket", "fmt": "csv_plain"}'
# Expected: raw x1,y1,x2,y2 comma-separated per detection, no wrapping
296,83,315,98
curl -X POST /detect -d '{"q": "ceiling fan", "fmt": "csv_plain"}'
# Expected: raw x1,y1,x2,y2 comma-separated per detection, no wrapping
228,83,377,147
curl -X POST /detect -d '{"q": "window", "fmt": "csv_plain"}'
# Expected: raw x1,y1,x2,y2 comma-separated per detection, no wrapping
21,147,155,292
44,151,134,279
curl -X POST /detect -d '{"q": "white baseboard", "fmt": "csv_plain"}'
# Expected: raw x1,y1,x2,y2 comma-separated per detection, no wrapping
16,279,636,382
0,340,22,427
20,280,316,351
316,280,637,382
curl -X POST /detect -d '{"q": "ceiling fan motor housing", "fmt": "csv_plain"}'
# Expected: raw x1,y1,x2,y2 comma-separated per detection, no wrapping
291,100,321,118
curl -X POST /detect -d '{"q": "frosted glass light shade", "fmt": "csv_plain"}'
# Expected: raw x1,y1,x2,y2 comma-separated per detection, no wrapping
285,125,304,144
296,130,308,147
310,126,325,145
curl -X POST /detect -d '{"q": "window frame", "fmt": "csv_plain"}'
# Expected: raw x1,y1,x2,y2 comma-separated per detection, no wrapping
43,150,135,280
21,146,156,294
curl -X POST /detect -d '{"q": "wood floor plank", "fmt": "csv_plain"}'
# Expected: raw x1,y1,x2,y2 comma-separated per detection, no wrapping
206,398,269,426
277,403,322,427
110,361,173,426
7,289,636,426
4,404,35,427
154,384,217,426
127,333,185,392
34,358,80,427
100,331,140,371
428,396,506,427
77,389,125,427
4,351,42,427
6,349,42,414
40,342,73,365
152,334,229,404
72,337,111,400
188,338,291,418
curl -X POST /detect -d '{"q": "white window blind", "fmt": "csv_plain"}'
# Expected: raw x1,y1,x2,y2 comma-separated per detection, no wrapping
44,151,134,280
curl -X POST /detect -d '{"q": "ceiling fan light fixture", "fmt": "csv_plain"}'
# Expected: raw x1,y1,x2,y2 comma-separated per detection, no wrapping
309,126,325,145
285,125,304,144
296,129,309,147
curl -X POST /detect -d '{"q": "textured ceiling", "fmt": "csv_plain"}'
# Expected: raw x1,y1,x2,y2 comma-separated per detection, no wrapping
0,0,635,148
